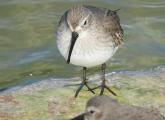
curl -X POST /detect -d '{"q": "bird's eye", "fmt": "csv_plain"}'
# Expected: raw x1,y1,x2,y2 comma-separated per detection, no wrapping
84,20,87,25
89,110,95,114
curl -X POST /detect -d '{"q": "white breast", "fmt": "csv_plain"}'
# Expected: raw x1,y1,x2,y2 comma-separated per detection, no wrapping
57,26,118,68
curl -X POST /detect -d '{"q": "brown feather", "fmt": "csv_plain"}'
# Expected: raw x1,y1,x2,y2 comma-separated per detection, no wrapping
67,6,88,30
104,10,124,46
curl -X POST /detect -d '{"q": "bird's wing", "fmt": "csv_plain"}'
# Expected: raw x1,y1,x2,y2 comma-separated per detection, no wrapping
103,9,124,46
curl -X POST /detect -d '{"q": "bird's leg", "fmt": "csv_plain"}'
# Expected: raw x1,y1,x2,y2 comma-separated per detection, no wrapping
100,63,116,96
87,64,116,96
74,67,95,98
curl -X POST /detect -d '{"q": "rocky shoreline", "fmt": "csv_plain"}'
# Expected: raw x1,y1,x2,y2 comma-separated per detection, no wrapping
0,65,165,120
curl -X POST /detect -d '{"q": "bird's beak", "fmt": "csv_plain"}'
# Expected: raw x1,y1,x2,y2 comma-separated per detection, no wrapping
70,113,84,120
67,32,79,64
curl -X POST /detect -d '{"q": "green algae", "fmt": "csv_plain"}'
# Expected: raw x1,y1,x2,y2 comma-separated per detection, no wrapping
0,66,165,120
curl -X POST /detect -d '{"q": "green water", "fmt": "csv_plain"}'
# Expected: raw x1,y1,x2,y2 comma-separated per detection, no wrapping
0,0,164,89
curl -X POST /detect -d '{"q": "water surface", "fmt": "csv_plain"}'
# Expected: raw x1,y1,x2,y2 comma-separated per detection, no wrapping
0,0,164,89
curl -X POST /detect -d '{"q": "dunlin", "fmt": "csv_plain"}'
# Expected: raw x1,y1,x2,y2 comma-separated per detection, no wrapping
56,5,124,97
71,96,165,120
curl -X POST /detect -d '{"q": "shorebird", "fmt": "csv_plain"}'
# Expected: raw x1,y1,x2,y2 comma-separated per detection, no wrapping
56,5,124,97
71,96,165,120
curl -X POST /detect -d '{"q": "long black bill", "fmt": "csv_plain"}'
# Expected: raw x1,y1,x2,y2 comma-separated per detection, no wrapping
67,32,79,64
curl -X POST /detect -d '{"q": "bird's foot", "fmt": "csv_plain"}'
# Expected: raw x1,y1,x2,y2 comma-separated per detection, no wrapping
75,80,95,98
90,83,117,96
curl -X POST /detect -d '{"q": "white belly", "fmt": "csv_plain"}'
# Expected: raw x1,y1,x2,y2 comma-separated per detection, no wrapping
57,27,118,68
70,46,118,67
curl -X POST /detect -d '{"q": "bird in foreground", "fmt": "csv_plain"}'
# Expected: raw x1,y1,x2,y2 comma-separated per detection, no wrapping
71,96,165,120
56,5,124,97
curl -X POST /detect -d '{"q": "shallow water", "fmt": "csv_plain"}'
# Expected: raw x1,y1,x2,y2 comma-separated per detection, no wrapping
0,0,164,89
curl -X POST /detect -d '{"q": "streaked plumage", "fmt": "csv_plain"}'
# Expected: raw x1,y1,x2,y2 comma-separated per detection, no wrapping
56,5,124,97
57,5,123,67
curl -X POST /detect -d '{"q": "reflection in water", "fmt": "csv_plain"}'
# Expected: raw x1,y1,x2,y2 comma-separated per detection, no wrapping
0,0,164,89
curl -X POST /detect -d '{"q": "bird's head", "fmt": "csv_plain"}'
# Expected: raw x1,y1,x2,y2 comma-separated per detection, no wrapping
67,6,92,33
85,106,102,120
66,6,92,64
84,96,118,120
70,96,119,120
